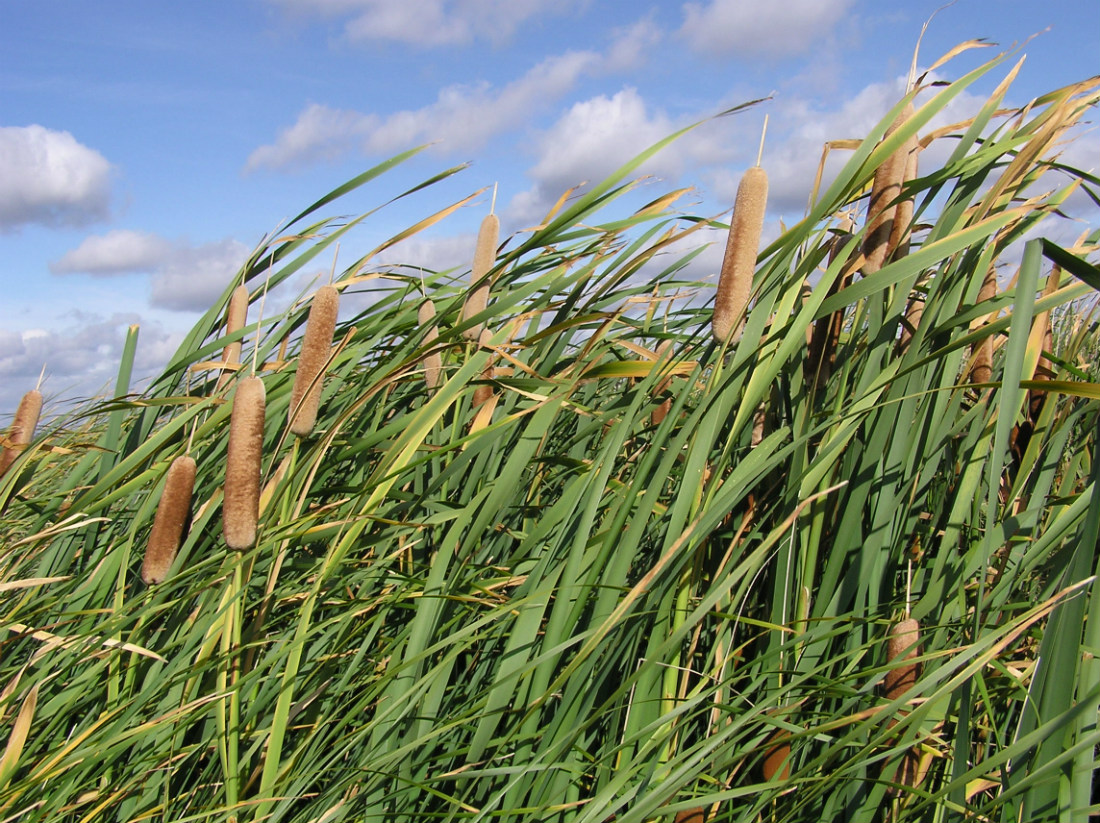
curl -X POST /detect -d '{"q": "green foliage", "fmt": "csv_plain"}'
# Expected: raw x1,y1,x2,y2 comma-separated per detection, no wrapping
2,51,1099,822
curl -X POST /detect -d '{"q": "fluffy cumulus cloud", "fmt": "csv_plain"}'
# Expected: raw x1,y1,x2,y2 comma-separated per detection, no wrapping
528,88,677,190
0,313,183,412
245,19,656,173
268,0,574,46
507,87,698,225
679,0,856,58
51,232,250,312
0,125,112,231
707,73,989,215
247,50,600,171
50,230,172,276
150,239,251,312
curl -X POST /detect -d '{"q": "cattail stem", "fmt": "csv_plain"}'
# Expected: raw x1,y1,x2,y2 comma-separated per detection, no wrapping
142,455,197,584
224,376,265,550
289,284,340,437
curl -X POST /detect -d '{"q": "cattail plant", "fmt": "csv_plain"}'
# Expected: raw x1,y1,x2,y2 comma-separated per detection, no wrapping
887,138,921,262
807,213,855,387
461,203,500,341
141,455,197,584
862,103,913,275
673,808,705,823
1029,265,1060,417
884,617,921,700
762,729,791,781
898,281,926,354
224,375,265,550
419,299,442,392
1011,266,1061,464
472,329,496,409
713,164,768,345
289,284,340,437
969,268,998,386
651,340,674,427
216,284,249,391
882,617,924,791
0,389,43,478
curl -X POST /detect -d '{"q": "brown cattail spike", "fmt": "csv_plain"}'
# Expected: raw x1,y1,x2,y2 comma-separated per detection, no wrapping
472,328,496,408
862,103,913,275
651,340,674,427
419,299,442,391
289,284,340,437
224,376,266,550
884,617,921,700
898,281,926,354
142,455,197,584
887,138,920,262
969,269,997,386
762,729,791,781
217,285,249,391
673,809,705,823
713,165,768,344
462,212,500,340
1,390,43,477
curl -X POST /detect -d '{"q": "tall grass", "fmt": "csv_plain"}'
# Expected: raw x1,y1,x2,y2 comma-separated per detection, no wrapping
1,50,1099,823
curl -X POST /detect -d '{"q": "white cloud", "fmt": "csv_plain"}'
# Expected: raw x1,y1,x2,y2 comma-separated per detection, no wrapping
604,18,664,72
50,232,250,312
269,0,574,47
50,230,172,275
150,239,252,311
507,88,690,225
245,104,376,172
0,125,112,231
0,313,183,412
529,88,677,187
246,50,599,171
679,0,856,59
705,74,989,215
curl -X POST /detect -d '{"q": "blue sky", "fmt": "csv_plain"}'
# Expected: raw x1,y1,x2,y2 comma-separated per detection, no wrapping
1,0,1097,412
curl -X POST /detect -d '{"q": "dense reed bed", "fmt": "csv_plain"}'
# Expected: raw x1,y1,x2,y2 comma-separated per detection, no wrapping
1,50,1099,823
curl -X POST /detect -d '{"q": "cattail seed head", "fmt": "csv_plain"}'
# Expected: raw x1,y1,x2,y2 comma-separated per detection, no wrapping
673,809,705,823
884,617,920,700
224,376,265,550
289,284,340,437
217,285,249,391
862,104,913,275
762,730,791,781
898,293,925,353
1029,266,1060,418
651,340,674,427
713,165,768,344
1,390,43,477
462,213,500,340
887,140,920,262
142,455,197,584
970,269,998,386
472,328,496,408
419,299,442,391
